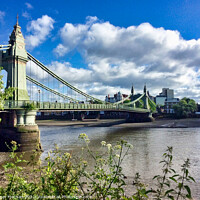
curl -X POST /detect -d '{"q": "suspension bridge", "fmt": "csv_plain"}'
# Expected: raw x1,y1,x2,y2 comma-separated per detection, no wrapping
0,19,156,115
0,18,157,151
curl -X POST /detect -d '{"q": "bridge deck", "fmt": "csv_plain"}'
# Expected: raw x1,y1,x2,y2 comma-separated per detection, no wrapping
4,101,150,113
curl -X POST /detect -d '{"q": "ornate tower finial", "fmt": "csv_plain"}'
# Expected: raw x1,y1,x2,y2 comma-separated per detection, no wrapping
144,83,147,94
131,84,134,96
16,14,19,26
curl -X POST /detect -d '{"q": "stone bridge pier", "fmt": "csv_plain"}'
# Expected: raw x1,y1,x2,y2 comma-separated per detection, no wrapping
0,110,42,152
126,112,154,123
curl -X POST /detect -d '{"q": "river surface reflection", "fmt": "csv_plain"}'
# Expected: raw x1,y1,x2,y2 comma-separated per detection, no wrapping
39,126,200,198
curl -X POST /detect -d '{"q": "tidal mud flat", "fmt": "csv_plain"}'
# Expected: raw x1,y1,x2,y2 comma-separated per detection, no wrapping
36,118,200,128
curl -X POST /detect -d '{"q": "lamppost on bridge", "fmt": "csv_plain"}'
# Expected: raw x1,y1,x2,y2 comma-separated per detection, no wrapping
38,89,41,103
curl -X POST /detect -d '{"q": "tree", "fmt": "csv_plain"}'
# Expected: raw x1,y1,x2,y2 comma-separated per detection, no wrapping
173,97,197,118
90,99,103,104
123,99,131,104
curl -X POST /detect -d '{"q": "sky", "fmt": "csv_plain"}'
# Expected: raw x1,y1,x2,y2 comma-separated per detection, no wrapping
1,0,200,101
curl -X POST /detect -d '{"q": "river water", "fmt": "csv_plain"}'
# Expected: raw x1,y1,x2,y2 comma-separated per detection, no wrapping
39,126,200,198
1,126,200,198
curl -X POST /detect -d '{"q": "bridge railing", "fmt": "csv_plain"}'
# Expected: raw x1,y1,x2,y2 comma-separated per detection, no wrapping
38,102,119,110
3,100,150,113
4,100,34,109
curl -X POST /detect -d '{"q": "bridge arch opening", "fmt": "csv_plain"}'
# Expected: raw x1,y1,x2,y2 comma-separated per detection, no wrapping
1,69,8,89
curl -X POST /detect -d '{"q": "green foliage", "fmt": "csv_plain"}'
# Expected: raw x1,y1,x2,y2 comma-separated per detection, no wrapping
173,97,197,118
77,134,133,199
0,67,14,110
24,102,37,110
0,137,195,199
147,147,195,200
124,99,131,104
89,100,103,104
0,141,27,198
132,173,149,200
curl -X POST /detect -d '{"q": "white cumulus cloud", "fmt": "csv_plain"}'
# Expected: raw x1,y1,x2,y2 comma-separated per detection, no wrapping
25,15,55,50
48,61,92,83
52,17,200,101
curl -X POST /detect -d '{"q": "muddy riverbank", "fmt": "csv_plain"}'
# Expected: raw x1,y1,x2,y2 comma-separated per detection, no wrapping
36,118,200,128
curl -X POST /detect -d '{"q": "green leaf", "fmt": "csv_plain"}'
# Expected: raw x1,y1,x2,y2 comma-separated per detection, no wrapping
169,177,177,183
184,185,192,199
172,174,179,178
146,189,156,194
140,188,147,195
41,177,45,184
170,168,176,173
51,162,55,167
186,169,189,177
188,176,195,182
178,182,183,189
165,189,174,196
164,182,170,187
168,195,175,200
153,175,159,180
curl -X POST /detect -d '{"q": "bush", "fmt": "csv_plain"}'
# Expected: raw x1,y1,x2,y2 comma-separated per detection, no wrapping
24,102,37,110
0,137,195,199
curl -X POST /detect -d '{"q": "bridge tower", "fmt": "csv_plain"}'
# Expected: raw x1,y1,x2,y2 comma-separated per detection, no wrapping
143,84,150,110
0,17,42,152
130,85,136,108
0,16,29,100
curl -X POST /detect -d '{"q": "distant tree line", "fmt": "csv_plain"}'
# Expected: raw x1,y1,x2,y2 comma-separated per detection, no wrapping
173,97,197,118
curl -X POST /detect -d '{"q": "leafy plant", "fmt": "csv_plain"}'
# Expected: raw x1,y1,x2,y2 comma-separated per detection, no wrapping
0,137,196,200
132,173,149,200
148,147,195,200
0,141,27,198
24,102,37,110
77,134,133,199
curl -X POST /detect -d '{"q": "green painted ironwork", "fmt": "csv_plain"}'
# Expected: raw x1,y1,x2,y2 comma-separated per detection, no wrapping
113,95,131,105
4,100,150,113
26,75,79,103
0,20,157,114
27,52,106,104
123,93,145,106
